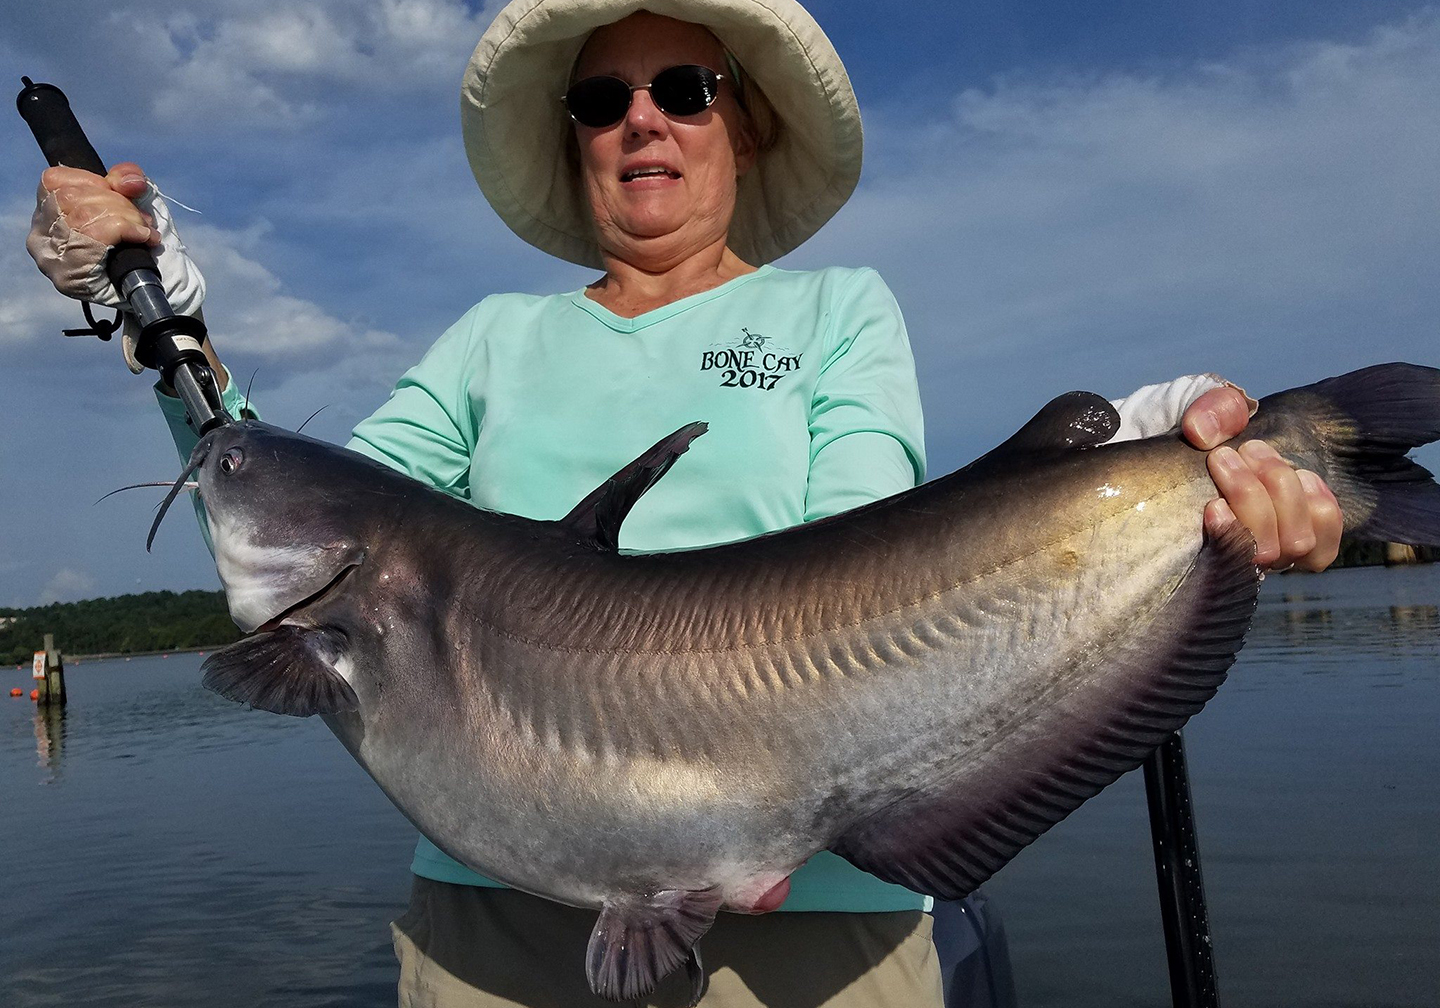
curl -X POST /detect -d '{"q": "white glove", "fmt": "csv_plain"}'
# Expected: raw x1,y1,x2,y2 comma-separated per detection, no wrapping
1109,374,1257,442
28,180,207,374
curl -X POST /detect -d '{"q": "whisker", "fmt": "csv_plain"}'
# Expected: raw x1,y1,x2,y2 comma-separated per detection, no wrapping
244,368,260,417
296,404,328,435
95,481,196,505
147,446,211,552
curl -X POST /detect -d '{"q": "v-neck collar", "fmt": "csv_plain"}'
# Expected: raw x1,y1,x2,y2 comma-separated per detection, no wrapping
568,264,775,333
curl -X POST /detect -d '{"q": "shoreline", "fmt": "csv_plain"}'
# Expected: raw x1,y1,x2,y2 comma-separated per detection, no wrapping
65,644,223,662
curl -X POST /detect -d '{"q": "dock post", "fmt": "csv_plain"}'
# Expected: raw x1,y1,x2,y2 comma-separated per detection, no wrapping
36,633,66,707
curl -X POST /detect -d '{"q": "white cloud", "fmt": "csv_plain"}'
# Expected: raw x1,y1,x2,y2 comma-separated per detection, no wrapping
0,204,91,345
182,221,363,354
0,201,393,363
794,10,1440,432
38,567,97,605
125,0,502,126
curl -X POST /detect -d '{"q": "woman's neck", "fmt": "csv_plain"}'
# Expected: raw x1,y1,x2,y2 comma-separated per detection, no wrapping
587,238,758,318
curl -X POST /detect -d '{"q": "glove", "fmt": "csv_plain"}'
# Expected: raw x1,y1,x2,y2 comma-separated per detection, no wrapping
28,178,207,374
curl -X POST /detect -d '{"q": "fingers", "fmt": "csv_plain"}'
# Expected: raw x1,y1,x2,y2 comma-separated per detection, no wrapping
1203,497,1237,539
1206,440,1344,571
1295,470,1342,571
1182,387,1252,450
105,161,151,198
1209,444,1282,565
39,162,159,247
40,162,149,194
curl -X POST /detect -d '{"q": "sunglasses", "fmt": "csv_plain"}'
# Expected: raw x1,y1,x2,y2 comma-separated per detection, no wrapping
563,64,726,129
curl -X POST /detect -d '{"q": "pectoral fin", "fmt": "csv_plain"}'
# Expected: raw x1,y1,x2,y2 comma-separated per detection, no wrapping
585,886,721,1004
561,422,708,551
201,625,356,717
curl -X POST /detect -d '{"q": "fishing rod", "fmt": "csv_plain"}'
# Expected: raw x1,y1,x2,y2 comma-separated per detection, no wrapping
16,77,231,435
1144,731,1221,1008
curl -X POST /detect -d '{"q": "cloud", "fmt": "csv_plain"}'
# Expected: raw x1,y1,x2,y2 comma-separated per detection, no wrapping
788,12,1440,466
124,0,503,127
3,4,1439,602
38,567,98,606
181,220,387,356
0,203,91,346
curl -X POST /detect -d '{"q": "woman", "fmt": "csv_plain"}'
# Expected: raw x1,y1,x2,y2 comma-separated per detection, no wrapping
27,1,1341,1005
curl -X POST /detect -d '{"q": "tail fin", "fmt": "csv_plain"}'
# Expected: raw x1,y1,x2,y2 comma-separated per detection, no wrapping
1254,363,1440,545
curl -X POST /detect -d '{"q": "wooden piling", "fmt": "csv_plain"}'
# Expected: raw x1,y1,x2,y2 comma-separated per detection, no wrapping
36,633,66,707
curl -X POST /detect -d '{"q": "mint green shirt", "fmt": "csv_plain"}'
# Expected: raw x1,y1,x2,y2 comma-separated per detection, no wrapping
161,264,928,911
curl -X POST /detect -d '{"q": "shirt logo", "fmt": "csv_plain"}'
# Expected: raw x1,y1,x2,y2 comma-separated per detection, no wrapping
699,328,802,390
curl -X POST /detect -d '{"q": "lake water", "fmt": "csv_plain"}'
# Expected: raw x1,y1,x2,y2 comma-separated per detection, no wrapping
3,565,1437,1007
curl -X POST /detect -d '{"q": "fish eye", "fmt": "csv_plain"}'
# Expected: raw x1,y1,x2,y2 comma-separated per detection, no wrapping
218,449,244,475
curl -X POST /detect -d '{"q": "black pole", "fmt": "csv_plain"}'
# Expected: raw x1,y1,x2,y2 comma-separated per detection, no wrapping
1143,730,1220,1008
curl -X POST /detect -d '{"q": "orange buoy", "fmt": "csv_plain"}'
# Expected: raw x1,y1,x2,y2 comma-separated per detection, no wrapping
9,688,22,697
29,689,39,701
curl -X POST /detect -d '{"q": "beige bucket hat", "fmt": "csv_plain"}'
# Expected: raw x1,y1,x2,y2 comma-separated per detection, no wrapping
461,0,863,269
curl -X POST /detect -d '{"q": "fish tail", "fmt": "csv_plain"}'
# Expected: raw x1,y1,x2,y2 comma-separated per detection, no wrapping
1253,363,1440,545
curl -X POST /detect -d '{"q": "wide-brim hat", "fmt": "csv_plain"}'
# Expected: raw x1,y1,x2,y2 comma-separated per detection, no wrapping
461,0,863,269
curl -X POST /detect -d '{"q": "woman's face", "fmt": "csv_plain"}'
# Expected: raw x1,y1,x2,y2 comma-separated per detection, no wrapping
572,13,756,267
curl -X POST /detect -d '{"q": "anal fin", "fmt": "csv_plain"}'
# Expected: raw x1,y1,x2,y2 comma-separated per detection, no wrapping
831,521,1260,900
201,625,356,717
585,886,721,1004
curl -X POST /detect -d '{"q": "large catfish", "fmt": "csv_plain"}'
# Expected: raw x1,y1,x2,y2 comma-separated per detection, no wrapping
179,364,1439,1003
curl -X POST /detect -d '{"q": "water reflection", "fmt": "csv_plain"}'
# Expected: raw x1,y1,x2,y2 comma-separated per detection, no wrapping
33,702,66,780
1244,572,1440,669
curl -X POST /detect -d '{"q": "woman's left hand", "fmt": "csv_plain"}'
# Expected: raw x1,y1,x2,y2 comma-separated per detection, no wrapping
1182,387,1344,572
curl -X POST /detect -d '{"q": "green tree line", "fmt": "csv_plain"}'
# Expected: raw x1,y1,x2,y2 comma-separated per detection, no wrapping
0,590,240,664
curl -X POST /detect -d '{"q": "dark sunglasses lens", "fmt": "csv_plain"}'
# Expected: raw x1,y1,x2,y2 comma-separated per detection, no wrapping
565,76,631,128
651,65,719,116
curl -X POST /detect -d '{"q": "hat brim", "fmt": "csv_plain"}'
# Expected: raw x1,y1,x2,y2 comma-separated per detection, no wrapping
461,0,863,269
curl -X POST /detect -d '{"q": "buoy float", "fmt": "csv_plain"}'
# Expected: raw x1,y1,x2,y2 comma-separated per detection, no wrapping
29,689,39,701
9,688,22,697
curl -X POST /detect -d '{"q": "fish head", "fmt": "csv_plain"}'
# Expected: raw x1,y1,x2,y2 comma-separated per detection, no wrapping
195,420,385,633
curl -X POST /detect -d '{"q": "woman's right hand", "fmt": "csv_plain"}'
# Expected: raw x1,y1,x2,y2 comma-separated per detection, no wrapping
27,160,215,380
27,161,165,302
42,161,162,246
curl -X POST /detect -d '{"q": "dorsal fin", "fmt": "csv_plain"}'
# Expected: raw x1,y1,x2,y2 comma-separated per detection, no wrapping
561,422,708,551
968,392,1120,471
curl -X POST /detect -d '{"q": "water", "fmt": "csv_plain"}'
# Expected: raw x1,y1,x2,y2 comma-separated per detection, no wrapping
3,566,1437,1007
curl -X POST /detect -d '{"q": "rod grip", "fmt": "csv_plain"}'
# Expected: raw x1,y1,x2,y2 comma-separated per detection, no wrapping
16,78,106,174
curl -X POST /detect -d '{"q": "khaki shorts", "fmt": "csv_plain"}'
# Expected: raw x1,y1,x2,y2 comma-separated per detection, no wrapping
392,876,944,1008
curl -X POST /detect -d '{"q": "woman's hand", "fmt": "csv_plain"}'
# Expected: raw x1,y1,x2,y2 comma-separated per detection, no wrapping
28,161,222,387
1182,387,1343,571
40,161,162,247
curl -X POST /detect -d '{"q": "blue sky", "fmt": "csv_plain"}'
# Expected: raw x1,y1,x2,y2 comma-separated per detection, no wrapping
2,0,1437,606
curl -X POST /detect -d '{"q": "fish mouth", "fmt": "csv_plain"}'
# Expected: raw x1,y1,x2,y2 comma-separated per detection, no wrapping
255,560,361,633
